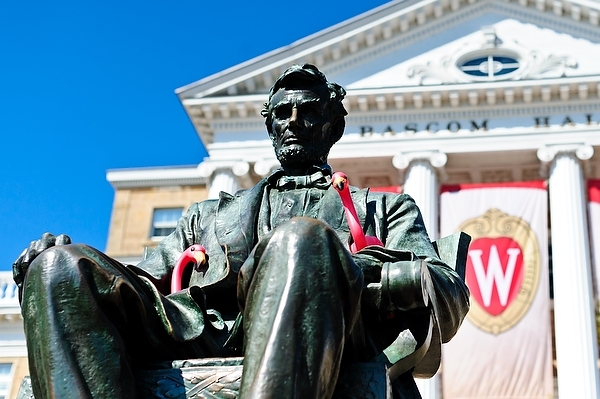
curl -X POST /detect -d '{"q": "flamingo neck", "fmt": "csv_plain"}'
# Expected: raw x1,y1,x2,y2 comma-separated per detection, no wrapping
339,188,367,251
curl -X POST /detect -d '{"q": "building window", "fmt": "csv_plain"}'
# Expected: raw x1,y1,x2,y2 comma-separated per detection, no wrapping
151,208,183,238
0,363,12,399
458,55,519,80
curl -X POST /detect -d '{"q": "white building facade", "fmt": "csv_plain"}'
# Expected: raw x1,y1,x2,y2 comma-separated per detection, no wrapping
174,0,600,397
0,272,28,399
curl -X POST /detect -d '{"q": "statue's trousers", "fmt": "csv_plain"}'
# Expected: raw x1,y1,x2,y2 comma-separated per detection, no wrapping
21,244,228,399
21,217,364,399
238,217,364,399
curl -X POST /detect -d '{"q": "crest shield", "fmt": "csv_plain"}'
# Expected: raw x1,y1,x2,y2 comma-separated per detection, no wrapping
459,208,540,334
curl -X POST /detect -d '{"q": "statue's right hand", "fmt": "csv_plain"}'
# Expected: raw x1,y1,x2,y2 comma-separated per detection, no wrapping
12,233,71,289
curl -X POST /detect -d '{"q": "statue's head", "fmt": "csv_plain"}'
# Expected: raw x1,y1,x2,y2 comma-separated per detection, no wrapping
262,64,347,174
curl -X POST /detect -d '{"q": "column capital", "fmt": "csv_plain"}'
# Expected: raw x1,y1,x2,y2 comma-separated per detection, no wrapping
392,151,448,170
537,143,594,163
537,144,594,177
254,158,281,177
392,151,448,184
197,160,252,188
197,160,250,178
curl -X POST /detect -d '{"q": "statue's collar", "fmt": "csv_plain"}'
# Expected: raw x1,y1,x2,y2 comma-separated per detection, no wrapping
267,165,332,190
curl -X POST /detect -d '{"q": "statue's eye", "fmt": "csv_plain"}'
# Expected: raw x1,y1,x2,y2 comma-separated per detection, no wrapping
274,106,292,119
298,103,322,120
302,108,318,118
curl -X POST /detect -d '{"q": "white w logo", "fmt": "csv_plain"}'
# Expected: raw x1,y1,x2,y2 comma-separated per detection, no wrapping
469,245,521,307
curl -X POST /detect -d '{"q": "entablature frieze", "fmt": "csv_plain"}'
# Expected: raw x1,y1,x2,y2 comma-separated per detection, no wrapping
202,102,600,137
205,126,600,164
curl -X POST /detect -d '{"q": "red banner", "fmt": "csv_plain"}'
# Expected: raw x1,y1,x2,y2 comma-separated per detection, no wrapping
440,182,553,399
589,179,600,300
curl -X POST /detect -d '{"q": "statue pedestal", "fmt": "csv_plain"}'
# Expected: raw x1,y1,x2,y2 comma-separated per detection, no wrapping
18,358,395,399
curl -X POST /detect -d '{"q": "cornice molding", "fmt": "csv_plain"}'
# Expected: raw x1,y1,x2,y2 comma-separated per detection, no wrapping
185,76,600,129
192,90,600,135
106,166,207,189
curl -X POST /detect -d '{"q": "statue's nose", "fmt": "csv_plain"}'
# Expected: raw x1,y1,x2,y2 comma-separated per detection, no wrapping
289,107,299,125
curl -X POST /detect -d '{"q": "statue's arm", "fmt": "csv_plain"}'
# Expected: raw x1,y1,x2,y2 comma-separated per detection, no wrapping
134,201,211,294
358,193,470,341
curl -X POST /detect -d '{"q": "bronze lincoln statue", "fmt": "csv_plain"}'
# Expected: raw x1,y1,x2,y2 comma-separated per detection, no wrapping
13,64,469,399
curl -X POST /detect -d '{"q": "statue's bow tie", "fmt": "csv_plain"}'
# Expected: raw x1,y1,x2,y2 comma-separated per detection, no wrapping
275,170,331,190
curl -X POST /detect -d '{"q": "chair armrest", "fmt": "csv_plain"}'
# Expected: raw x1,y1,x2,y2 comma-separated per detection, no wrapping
432,232,471,281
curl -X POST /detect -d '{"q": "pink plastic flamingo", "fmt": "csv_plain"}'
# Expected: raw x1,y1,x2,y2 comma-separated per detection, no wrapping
171,244,207,293
332,171,383,253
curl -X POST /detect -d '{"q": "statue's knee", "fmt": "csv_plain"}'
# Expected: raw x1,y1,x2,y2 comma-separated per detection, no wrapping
27,244,92,286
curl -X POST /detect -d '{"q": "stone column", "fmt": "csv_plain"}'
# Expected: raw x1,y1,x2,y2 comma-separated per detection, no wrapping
393,151,447,399
208,170,239,199
393,151,447,237
537,144,599,399
198,160,251,199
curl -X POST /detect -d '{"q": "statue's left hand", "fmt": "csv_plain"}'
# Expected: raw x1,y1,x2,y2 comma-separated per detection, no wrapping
12,233,71,290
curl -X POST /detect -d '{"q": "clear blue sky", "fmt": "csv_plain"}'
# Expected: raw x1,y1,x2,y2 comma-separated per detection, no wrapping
0,0,388,270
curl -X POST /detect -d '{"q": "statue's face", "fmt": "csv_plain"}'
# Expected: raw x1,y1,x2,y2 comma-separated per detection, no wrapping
269,86,332,170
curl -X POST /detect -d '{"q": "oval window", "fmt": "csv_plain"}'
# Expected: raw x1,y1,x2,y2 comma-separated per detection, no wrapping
459,55,519,79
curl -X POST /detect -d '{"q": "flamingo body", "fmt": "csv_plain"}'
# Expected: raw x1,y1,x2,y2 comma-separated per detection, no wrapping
171,244,207,293
332,172,383,253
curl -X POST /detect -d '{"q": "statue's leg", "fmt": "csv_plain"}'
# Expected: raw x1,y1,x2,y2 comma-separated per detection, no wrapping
237,217,364,399
21,244,204,399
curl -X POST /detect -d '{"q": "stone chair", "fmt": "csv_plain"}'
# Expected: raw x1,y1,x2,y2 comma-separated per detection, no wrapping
17,232,469,399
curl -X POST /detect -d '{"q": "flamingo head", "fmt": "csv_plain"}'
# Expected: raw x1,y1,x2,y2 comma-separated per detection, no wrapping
182,244,207,272
332,171,349,192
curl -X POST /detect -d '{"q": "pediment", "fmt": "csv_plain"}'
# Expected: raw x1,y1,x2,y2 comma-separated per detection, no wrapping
178,0,600,146
346,18,593,89
178,0,600,99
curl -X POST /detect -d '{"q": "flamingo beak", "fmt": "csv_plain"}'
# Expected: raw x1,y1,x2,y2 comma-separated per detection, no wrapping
333,176,346,191
192,251,207,268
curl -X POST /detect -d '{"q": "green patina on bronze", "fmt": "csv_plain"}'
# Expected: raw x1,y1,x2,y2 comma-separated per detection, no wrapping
13,64,469,399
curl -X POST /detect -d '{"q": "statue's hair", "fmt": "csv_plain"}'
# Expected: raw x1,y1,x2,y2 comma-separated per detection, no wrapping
262,64,348,144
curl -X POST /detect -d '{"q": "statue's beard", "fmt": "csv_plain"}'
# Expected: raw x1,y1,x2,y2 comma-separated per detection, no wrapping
275,144,329,170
